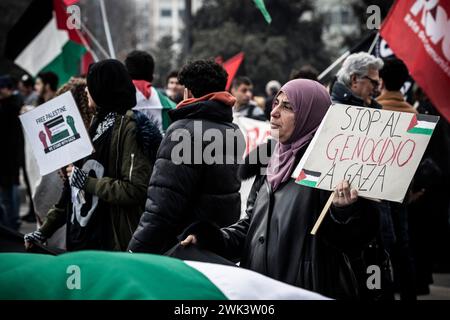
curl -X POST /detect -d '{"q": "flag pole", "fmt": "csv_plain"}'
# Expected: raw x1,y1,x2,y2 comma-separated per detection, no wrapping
367,32,380,55
99,0,116,59
310,192,335,235
73,28,99,62
317,51,350,81
80,21,110,59
317,31,380,81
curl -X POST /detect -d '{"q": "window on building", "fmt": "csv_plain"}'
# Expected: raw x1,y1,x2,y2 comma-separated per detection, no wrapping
341,8,351,25
161,9,172,17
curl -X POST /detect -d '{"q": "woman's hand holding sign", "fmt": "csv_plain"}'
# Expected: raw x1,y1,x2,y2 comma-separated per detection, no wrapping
333,180,358,208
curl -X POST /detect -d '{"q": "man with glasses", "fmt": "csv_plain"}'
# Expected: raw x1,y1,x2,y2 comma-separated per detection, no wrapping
331,52,396,301
331,51,383,109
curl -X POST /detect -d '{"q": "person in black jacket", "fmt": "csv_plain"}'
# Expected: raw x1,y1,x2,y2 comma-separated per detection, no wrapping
181,79,380,300
128,60,245,254
0,75,24,231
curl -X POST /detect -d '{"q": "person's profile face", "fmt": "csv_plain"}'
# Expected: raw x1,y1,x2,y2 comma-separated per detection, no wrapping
270,91,295,143
232,83,253,106
34,78,44,95
351,68,380,102
167,77,178,91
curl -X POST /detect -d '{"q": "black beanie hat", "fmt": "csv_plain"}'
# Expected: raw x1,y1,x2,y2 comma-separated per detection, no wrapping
87,59,136,115
124,50,154,83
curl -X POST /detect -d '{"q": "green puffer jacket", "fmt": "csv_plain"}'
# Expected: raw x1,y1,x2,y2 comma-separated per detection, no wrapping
40,110,162,251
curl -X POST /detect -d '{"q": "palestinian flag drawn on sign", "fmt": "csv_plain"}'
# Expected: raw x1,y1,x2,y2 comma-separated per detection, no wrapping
407,114,438,136
295,169,322,187
44,115,70,143
39,113,80,154
0,251,328,300
5,0,86,87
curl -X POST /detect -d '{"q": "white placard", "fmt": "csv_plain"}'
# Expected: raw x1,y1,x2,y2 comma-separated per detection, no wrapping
292,104,439,202
19,91,94,175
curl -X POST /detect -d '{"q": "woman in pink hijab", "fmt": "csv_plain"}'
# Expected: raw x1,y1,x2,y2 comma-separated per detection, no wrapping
182,79,379,300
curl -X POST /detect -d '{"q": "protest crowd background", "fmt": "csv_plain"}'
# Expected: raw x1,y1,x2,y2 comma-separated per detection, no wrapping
0,0,450,301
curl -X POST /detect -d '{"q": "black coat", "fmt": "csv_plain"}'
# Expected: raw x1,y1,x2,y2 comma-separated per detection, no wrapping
183,143,380,300
128,99,244,254
0,94,24,187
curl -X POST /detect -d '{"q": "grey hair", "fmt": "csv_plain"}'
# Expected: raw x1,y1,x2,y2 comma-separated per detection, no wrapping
336,52,384,87
265,80,281,95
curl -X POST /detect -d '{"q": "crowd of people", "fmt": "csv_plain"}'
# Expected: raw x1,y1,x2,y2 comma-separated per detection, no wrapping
0,49,449,300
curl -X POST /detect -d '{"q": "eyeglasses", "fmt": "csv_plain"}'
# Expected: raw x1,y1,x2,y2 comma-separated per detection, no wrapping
362,76,380,88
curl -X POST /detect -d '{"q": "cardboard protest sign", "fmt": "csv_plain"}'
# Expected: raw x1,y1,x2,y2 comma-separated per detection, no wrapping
292,104,439,202
233,115,271,156
20,91,93,175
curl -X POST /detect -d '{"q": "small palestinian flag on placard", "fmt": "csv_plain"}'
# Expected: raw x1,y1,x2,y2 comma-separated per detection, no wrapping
295,169,321,188
407,114,438,135
44,115,70,144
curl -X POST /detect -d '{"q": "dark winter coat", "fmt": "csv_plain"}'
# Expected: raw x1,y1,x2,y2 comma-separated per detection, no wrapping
182,142,380,300
331,81,382,109
0,94,24,187
128,99,245,254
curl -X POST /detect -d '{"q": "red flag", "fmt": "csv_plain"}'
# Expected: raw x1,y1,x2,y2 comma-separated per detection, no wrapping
63,0,79,5
380,0,450,122
222,52,245,91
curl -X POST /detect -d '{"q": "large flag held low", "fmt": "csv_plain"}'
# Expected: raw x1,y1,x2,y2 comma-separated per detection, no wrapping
0,251,328,300
380,0,450,122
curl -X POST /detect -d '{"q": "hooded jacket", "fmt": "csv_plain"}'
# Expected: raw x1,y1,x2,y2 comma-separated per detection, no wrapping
128,92,245,254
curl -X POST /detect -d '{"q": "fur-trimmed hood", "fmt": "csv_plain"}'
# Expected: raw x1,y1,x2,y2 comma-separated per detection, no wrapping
132,110,163,164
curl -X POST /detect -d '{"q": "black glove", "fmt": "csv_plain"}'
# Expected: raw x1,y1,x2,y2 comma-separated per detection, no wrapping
69,166,88,190
24,230,47,245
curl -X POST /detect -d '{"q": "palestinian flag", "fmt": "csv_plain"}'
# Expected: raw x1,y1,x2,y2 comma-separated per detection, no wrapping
44,115,70,143
295,169,321,188
133,82,176,132
5,0,87,87
0,251,327,300
407,114,439,136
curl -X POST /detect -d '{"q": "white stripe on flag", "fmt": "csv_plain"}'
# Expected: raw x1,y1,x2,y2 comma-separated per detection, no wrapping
185,261,330,300
304,174,320,183
15,16,69,76
416,120,436,130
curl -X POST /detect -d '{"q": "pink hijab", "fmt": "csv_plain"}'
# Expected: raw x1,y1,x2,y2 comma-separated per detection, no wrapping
267,79,331,191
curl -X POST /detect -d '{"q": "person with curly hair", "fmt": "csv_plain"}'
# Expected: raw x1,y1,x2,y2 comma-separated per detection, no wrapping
25,78,93,249
128,59,245,254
